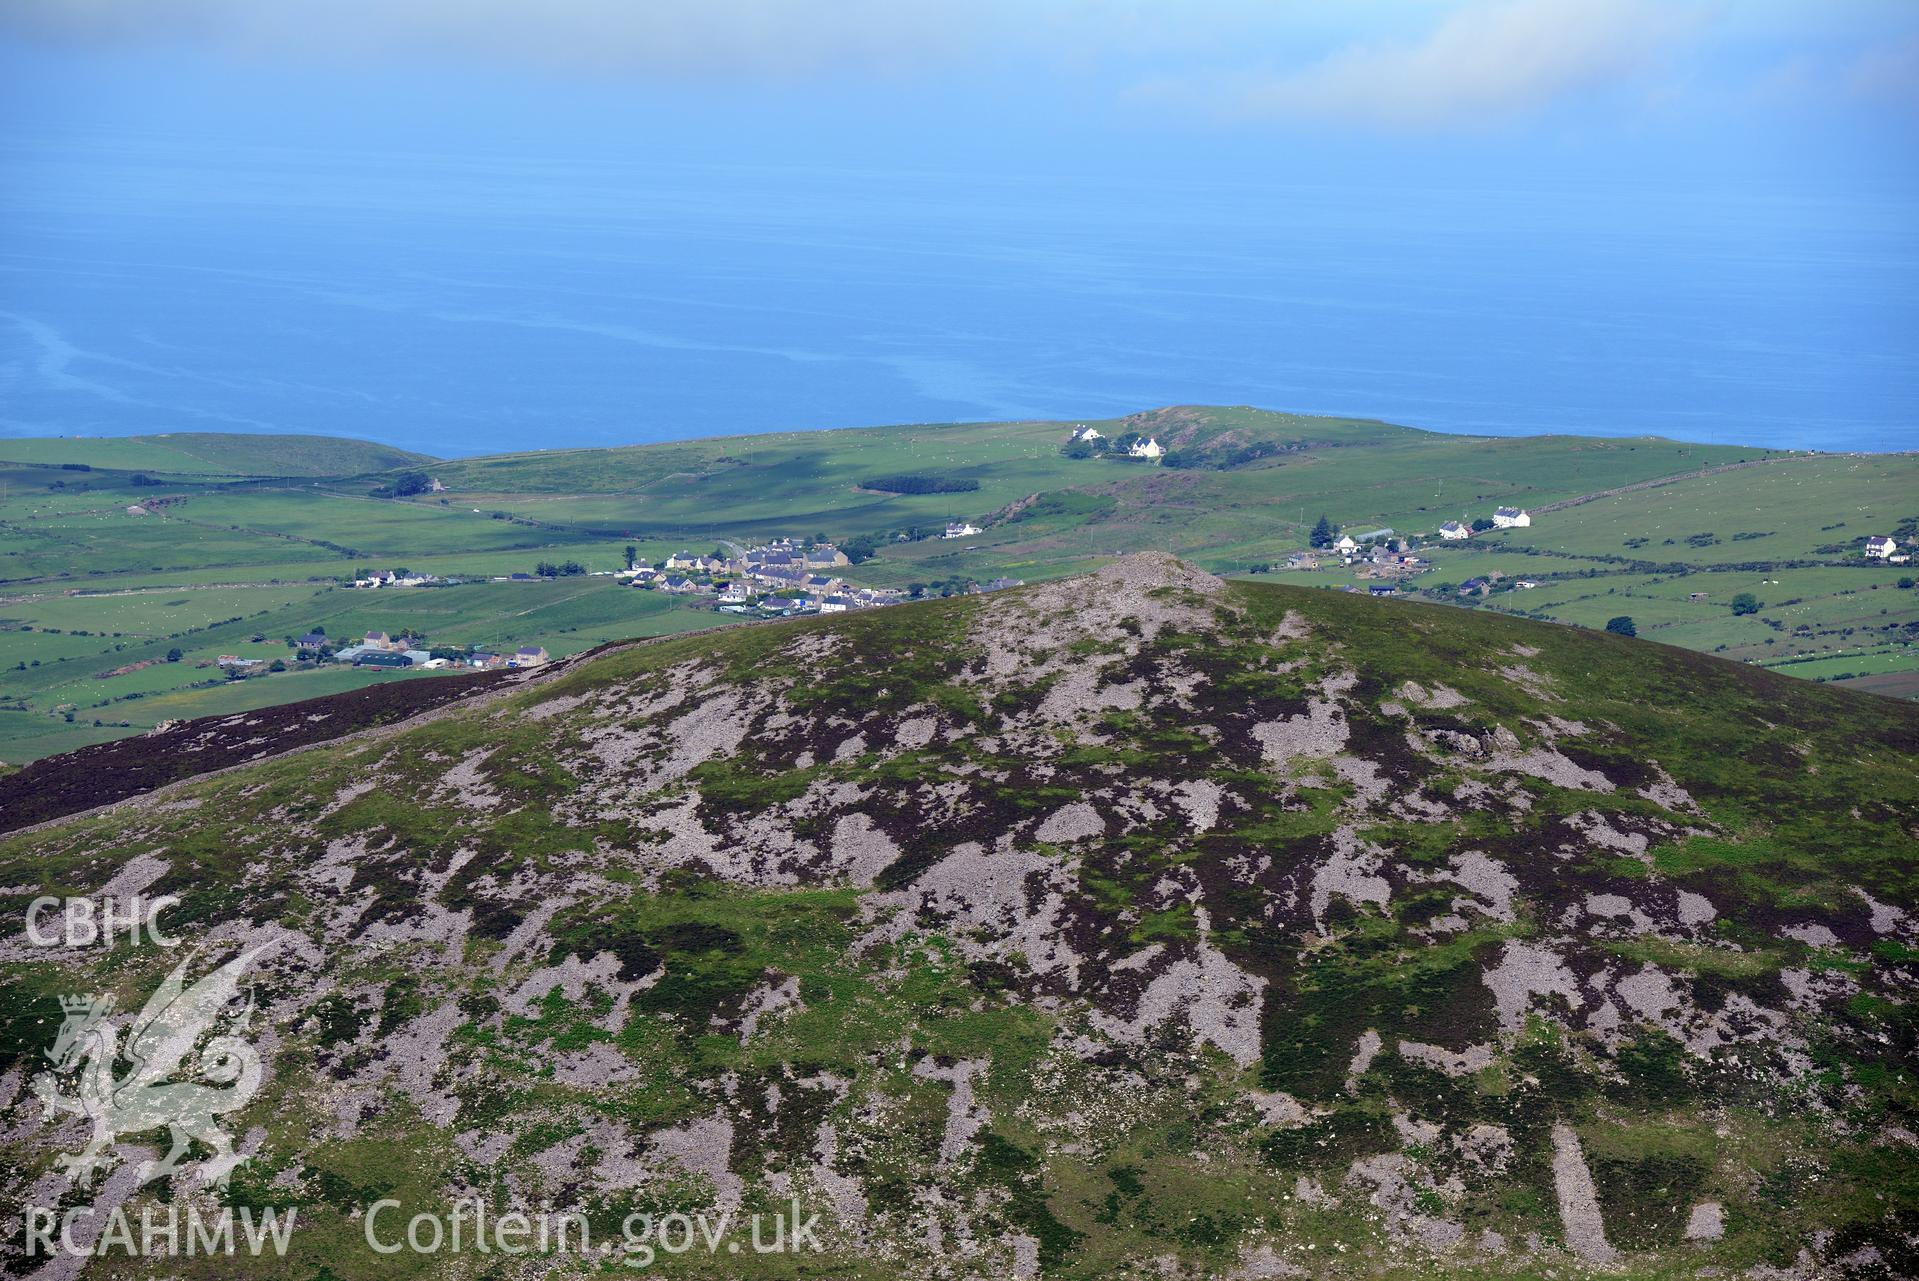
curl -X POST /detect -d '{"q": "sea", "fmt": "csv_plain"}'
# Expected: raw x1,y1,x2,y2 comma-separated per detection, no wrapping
2,136,1914,456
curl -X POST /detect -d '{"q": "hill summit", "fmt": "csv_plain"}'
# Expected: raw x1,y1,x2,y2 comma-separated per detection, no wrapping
3,554,1913,1278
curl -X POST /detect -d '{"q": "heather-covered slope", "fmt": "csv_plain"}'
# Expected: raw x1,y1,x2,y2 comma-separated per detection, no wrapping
2,555,1915,1279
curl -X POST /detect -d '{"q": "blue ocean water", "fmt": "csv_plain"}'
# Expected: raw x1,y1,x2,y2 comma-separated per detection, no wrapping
2,137,1914,455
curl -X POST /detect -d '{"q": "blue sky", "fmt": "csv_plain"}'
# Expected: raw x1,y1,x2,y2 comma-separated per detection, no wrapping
4,1,1915,185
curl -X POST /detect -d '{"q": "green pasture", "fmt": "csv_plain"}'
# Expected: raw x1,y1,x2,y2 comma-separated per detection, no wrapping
0,407,1908,761
1479,453,1917,564
0,432,434,477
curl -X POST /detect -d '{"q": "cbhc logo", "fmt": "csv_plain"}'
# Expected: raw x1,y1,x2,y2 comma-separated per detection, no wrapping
25,896,181,947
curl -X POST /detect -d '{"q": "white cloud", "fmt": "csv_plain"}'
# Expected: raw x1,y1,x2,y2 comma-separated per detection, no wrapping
1143,0,1702,130
1847,33,1919,107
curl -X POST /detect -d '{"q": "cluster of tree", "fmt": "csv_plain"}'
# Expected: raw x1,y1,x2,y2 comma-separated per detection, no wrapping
1309,515,1339,548
1161,440,1283,471
904,577,979,598
371,471,435,499
535,561,587,577
859,474,980,494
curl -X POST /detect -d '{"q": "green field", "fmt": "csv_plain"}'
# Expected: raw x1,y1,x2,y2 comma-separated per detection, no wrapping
0,431,434,477
1,407,1911,764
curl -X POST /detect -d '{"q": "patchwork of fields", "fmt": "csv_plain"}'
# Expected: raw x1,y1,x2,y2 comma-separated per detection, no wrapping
1,408,1911,764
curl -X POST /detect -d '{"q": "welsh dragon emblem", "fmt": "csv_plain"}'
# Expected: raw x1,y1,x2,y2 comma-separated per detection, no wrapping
31,942,275,1189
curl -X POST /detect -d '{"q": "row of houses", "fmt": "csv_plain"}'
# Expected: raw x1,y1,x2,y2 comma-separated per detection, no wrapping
622,536,918,617
348,569,445,589
294,628,550,671
1437,507,1532,541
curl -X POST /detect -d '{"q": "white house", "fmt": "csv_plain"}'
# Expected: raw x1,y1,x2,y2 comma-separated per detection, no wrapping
1128,436,1164,460
944,521,981,539
1864,535,1898,559
1438,521,1471,541
1332,534,1359,554
1069,425,1104,442
1492,506,1532,528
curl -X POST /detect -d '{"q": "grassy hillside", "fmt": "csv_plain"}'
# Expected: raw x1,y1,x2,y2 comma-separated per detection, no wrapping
0,407,1911,767
0,431,436,477
2,558,1912,1278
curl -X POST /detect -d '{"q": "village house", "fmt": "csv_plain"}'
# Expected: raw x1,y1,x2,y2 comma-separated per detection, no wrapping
364,631,396,651
1069,425,1103,442
1492,506,1532,528
1438,521,1470,541
510,646,550,667
1128,436,1164,460
944,521,981,539
295,631,328,649
351,569,437,589
1332,534,1359,554
1367,583,1397,596
818,595,851,613
806,545,850,567
1864,535,1898,559
717,581,754,604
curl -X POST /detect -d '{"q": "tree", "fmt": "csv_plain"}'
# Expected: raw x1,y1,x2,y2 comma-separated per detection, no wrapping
166,647,183,662
1471,517,1496,533
1898,577,1914,590
1730,592,1760,616
624,545,638,568
1309,515,1335,549
1605,616,1637,637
